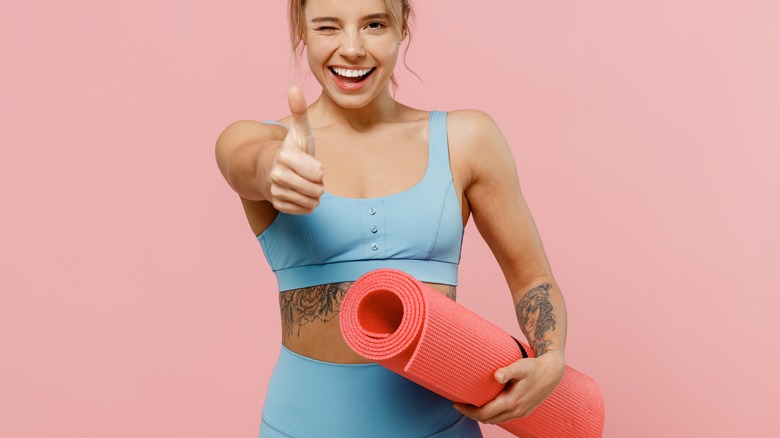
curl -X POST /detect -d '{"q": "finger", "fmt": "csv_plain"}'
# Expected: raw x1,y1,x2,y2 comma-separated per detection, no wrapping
482,407,532,425
453,395,511,424
270,169,324,200
495,358,532,384
287,85,315,155
276,146,324,184
485,382,532,423
480,389,537,424
269,182,322,211
271,198,319,215
456,382,531,425
287,85,311,134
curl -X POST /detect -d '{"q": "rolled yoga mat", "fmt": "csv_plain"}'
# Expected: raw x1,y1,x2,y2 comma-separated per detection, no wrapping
339,268,605,438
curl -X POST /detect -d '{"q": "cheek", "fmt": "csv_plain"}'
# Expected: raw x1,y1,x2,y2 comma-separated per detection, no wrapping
305,37,335,61
305,48,316,69
305,43,321,63
377,44,400,67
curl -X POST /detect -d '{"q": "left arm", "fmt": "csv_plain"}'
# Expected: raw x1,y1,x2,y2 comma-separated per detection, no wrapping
448,110,567,423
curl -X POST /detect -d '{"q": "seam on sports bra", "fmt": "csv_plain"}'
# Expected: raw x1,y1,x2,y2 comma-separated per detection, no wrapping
258,233,275,270
261,416,298,437
301,215,321,263
425,179,455,259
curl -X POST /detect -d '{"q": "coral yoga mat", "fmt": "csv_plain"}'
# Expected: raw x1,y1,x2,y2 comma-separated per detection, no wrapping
339,268,605,437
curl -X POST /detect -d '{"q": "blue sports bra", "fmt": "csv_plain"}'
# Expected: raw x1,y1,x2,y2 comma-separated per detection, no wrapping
258,111,464,291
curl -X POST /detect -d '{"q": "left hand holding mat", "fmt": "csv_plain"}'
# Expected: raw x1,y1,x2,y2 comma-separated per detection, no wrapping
454,351,566,424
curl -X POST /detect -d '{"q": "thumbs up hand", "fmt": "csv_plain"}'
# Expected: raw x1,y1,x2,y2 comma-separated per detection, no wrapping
286,85,316,156
263,86,324,214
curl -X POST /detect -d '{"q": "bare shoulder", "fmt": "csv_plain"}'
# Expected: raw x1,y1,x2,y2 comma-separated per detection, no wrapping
446,109,501,139
448,107,506,135
445,109,515,182
214,119,288,177
446,109,512,156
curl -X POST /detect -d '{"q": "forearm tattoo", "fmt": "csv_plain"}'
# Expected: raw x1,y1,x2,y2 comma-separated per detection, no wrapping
515,283,556,356
279,282,352,338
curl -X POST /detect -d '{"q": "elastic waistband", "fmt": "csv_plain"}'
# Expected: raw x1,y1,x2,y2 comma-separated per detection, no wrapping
275,259,458,291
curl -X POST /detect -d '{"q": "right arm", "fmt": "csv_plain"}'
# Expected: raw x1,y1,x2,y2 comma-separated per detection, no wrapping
214,87,324,214
215,120,285,201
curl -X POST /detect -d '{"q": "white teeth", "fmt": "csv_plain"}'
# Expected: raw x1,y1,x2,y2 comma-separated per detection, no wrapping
332,67,373,78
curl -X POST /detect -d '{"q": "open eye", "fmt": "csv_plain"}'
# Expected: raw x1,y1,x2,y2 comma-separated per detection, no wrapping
366,22,386,30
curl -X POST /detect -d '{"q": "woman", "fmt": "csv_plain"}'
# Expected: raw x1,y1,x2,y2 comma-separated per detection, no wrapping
215,0,566,436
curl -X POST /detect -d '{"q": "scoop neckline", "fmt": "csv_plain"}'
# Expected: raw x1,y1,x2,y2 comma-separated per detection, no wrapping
322,111,435,201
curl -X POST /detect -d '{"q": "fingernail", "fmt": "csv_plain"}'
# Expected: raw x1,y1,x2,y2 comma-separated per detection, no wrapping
496,372,505,383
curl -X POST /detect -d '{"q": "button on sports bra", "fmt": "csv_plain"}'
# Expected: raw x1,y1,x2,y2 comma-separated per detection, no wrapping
258,111,463,291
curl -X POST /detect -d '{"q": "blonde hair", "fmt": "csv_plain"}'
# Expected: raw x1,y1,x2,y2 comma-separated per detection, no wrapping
288,0,415,89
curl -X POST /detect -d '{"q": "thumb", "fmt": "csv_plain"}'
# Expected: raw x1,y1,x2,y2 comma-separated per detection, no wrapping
495,359,531,384
287,85,316,155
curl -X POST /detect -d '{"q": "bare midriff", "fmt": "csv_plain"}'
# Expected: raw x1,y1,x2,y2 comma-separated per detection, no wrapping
279,281,456,364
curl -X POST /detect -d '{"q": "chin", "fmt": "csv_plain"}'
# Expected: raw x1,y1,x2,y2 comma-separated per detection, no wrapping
333,96,375,109
324,88,383,109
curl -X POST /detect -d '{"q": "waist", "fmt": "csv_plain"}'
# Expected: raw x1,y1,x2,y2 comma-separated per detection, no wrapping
278,280,456,363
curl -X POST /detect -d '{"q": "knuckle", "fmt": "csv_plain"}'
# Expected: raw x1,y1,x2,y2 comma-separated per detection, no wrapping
518,410,531,418
271,199,285,211
299,196,317,210
269,167,285,183
515,405,531,418
277,146,296,164
269,185,283,199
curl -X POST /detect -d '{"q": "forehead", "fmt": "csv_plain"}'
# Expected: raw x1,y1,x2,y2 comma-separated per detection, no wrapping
305,0,394,20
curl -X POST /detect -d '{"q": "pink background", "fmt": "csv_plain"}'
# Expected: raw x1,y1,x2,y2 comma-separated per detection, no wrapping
2,0,779,436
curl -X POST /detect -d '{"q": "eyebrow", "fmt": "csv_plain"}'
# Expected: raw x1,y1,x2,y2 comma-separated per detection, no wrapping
364,13,390,20
310,13,390,24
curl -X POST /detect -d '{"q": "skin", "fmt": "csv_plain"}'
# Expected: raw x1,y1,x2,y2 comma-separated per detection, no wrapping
215,0,567,425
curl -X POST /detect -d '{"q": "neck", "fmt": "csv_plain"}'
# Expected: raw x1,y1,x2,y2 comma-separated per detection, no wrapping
310,87,402,130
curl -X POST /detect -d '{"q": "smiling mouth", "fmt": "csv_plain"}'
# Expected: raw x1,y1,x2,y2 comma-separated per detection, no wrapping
329,67,376,83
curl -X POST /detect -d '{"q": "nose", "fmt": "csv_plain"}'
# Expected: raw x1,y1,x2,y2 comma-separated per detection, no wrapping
339,29,366,59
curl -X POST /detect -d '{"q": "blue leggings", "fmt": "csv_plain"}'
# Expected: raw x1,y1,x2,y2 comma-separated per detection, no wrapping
260,345,482,437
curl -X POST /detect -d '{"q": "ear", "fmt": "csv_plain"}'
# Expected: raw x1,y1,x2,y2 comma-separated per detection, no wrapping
400,29,408,42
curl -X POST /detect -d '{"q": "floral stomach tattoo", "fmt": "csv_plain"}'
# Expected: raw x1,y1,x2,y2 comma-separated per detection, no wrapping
279,282,456,339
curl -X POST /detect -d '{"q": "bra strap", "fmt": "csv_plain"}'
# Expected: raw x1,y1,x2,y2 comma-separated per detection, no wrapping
427,111,453,181
262,120,289,130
